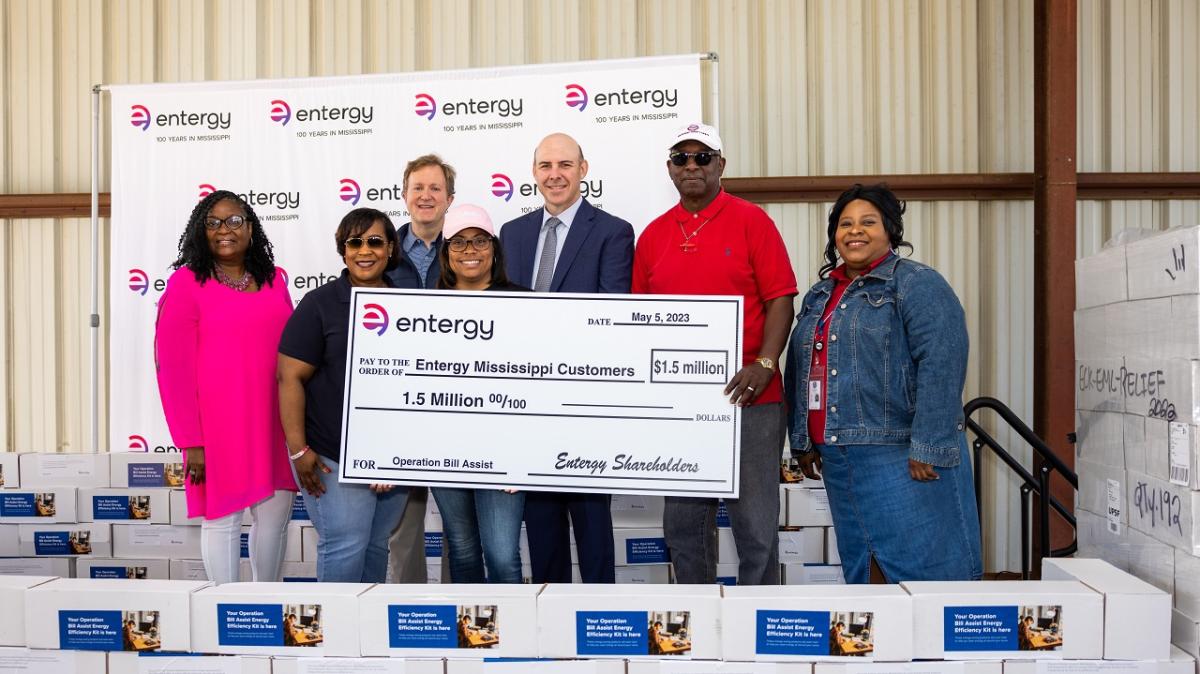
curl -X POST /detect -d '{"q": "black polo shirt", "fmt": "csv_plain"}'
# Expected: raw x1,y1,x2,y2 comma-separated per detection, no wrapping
279,269,394,462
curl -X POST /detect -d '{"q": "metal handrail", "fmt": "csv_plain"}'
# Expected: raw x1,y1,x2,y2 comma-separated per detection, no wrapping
964,396,1078,579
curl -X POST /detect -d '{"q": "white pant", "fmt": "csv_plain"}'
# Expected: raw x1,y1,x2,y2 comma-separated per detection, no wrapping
200,490,294,584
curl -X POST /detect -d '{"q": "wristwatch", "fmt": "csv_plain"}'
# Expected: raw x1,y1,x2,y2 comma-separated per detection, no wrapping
754,356,775,371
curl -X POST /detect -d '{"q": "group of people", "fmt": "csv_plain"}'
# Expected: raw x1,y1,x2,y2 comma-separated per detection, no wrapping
154,121,983,588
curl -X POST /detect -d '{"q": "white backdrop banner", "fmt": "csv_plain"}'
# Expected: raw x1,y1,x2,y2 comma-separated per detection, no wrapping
109,55,704,455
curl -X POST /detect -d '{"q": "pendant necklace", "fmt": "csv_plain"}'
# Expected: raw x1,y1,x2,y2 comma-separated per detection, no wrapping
215,266,252,292
679,216,715,253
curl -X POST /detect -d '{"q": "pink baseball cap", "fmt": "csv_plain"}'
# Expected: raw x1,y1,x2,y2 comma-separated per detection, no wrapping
442,204,496,239
670,122,723,152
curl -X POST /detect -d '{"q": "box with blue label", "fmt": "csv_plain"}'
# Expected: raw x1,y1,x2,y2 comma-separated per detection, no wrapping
76,558,170,580
1041,557,1171,661
18,452,110,489
79,487,171,524
113,523,201,559
451,660,626,674
611,494,665,528
904,580,1104,660
18,522,111,557
191,582,370,656
0,647,105,673
0,453,22,489
359,583,541,658
24,578,209,652
108,453,185,489
0,556,72,577
0,487,77,523
537,584,721,659
274,656,444,674
786,486,834,527
108,652,272,674
722,585,912,662
716,563,739,586
614,528,670,565
0,575,57,646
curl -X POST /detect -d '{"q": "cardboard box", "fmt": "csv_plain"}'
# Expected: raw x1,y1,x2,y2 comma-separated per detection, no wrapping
0,647,105,674
537,584,721,659
170,559,208,580
779,528,825,564
717,563,738,585
1003,647,1195,674
1076,359,1126,412
424,494,442,531
781,564,846,585
1122,358,1200,427
1075,410,1127,468
0,556,72,577
17,452,110,489
719,528,739,564
108,652,272,674
359,583,540,658
1125,226,1200,300
0,576,57,646
25,578,209,652
1174,608,1200,661
611,494,665,528
0,524,17,556
1127,526,1177,595
633,663,812,674
613,528,669,565
300,523,317,562
191,581,370,656
1176,549,1200,620
108,453,185,489
822,664,998,674
76,558,171,580
1077,460,1127,529
722,584,912,662
451,660,624,674
615,564,671,584
78,487,171,524
113,523,202,559
1074,307,1119,361
1076,242,1129,309
903,580,1104,660
169,488,201,525
1125,470,1200,555
18,522,111,557
1041,557,1171,660
0,453,21,489
0,487,77,523
826,528,841,565
425,530,443,558
274,656,444,674
785,486,833,527
1075,508,1132,572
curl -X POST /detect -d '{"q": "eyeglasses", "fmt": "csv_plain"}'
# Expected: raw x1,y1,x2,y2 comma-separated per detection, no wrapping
447,236,494,252
205,215,247,230
345,235,388,250
669,151,720,167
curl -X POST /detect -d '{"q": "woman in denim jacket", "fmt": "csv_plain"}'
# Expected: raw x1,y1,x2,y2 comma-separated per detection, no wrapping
784,184,982,583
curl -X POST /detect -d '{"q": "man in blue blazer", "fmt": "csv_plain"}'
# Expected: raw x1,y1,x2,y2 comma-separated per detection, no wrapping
500,132,634,583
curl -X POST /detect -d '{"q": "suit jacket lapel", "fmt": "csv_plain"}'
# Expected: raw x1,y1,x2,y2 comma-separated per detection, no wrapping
550,199,593,291
516,210,541,287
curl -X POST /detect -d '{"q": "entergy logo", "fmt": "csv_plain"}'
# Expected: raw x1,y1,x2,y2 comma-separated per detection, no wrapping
490,173,514,202
565,84,588,111
362,303,389,335
414,93,436,121
130,105,151,131
198,184,216,199
270,99,292,126
127,435,149,452
339,178,362,206
128,269,150,296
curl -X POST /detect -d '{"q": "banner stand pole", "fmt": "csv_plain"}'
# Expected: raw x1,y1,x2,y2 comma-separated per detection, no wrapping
702,52,720,128
90,84,104,454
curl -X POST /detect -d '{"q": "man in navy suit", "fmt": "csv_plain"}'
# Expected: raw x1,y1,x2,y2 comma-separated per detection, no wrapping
500,132,634,583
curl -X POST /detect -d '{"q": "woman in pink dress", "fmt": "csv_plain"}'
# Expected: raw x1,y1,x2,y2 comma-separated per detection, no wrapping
155,189,298,584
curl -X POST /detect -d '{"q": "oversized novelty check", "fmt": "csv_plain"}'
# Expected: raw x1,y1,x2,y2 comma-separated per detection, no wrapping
339,289,743,497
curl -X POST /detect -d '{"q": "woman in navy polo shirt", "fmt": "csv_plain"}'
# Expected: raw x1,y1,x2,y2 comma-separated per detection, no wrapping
784,184,982,583
277,207,409,582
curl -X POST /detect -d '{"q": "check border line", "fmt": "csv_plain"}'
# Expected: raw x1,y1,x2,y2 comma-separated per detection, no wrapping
407,373,645,384
341,477,735,494
612,322,708,327
356,406,691,421
526,472,726,483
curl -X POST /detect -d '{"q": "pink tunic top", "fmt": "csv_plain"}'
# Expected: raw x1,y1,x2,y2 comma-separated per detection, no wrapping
155,266,298,520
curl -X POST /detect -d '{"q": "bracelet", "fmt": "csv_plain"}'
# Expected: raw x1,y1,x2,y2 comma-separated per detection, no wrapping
289,446,311,461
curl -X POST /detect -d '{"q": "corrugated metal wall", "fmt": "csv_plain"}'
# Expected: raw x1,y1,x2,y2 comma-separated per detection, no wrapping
2,0,1198,572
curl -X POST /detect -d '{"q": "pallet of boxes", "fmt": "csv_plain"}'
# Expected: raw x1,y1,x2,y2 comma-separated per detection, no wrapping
1075,225,1200,661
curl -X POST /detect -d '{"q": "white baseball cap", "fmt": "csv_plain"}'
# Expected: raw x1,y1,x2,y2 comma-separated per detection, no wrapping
669,122,723,152
442,204,496,239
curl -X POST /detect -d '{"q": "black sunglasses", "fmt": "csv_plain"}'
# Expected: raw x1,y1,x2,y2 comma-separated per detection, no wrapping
345,235,388,250
669,151,720,167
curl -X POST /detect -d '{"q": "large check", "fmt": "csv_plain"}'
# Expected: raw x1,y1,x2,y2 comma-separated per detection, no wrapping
339,289,743,497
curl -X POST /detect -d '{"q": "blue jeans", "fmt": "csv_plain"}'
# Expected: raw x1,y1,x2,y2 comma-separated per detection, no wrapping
298,459,409,583
816,439,983,583
432,487,524,583
664,403,784,585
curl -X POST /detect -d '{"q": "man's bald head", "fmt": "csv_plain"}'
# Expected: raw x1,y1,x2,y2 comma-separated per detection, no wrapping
532,132,589,216
533,132,585,165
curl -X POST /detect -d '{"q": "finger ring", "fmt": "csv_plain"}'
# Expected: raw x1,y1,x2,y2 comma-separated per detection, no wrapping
747,386,756,391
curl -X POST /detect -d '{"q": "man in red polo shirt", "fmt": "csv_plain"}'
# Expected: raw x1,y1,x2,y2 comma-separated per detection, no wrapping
632,122,798,584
